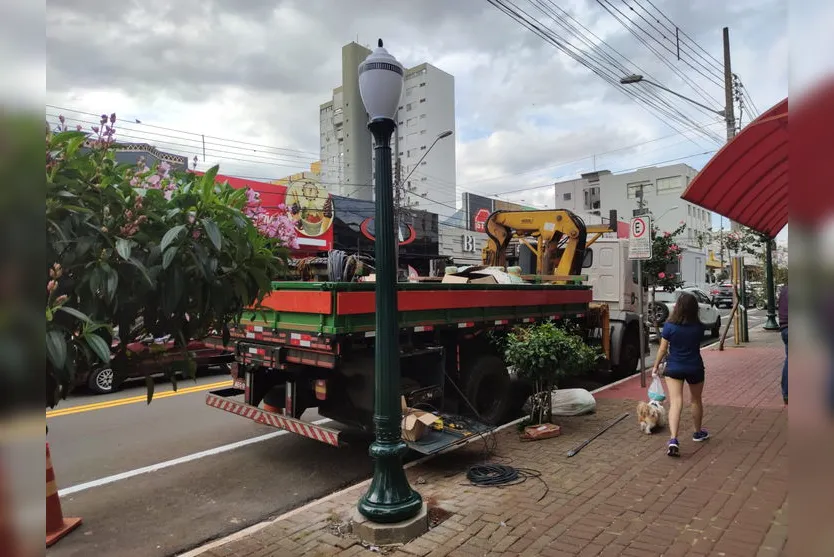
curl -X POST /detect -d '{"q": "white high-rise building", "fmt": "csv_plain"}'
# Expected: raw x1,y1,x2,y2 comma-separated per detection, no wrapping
552,164,713,247
319,43,457,219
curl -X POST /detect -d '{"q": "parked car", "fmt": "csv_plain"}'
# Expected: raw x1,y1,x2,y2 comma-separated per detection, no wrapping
648,287,722,338
77,335,234,394
710,283,734,308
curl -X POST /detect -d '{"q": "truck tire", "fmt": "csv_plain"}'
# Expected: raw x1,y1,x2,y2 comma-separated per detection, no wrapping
612,328,640,379
464,355,512,426
711,316,721,338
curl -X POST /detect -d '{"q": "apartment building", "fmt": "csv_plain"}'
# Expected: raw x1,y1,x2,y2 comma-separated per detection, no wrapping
319,43,457,219
552,163,712,246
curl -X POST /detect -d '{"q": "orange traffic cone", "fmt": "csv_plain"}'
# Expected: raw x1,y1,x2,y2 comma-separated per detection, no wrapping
46,443,81,547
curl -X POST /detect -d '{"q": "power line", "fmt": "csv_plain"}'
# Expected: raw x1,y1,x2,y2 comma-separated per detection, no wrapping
596,0,724,107
626,0,726,82
486,0,724,146
46,104,321,160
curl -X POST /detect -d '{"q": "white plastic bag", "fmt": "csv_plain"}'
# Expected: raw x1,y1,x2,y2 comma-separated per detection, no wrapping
522,388,597,416
648,375,666,402
551,388,597,416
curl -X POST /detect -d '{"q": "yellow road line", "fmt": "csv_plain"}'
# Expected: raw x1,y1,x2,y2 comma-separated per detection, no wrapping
46,379,233,418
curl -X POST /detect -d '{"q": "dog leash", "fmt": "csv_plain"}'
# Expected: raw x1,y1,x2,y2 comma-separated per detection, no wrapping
566,412,629,458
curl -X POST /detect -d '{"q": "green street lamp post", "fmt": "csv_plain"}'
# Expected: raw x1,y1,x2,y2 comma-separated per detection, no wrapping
356,39,423,524
763,237,780,330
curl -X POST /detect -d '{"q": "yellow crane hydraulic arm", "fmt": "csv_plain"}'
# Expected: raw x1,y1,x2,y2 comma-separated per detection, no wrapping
481,209,618,279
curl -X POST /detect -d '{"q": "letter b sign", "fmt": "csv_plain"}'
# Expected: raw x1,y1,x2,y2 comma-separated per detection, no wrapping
462,235,475,253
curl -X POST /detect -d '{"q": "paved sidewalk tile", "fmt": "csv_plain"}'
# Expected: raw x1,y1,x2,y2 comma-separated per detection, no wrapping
191,332,788,557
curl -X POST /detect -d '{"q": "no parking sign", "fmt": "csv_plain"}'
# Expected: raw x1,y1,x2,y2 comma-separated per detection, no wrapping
628,216,652,259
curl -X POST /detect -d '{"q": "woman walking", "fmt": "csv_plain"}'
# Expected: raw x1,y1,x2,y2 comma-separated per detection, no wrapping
652,292,709,457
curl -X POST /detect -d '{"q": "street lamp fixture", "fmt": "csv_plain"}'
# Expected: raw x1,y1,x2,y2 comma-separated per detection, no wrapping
401,129,453,185
619,74,726,117
356,39,423,524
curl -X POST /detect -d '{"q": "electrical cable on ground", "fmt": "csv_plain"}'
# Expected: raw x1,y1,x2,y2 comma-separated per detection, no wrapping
465,463,549,502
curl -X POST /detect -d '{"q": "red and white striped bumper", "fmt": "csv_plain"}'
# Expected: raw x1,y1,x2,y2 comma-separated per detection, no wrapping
206,389,341,447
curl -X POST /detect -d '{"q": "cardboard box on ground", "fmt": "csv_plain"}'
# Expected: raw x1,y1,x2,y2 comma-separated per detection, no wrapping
401,396,441,442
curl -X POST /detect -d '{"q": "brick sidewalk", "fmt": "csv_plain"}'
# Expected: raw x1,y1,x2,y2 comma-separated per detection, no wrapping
187,330,787,557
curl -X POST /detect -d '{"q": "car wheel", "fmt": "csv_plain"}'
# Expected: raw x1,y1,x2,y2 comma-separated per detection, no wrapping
711,316,721,338
648,302,670,326
88,366,120,394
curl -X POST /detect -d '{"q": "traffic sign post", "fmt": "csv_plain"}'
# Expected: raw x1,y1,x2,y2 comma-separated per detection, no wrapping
629,216,652,388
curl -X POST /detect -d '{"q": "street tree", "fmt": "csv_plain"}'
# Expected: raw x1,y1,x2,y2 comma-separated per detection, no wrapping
46,114,297,406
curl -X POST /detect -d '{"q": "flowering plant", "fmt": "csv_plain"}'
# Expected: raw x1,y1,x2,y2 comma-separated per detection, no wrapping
46,114,292,406
641,223,686,291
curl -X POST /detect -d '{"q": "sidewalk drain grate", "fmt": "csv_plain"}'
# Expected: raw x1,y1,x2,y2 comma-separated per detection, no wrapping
428,505,454,528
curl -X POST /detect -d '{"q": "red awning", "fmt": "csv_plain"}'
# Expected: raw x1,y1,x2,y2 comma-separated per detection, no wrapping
681,98,788,238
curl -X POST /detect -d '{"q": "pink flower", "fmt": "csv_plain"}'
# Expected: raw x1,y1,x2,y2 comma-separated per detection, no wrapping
55,294,69,305
670,244,678,251
192,229,202,240
663,231,671,237
47,280,58,294
164,190,173,201
658,272,666,279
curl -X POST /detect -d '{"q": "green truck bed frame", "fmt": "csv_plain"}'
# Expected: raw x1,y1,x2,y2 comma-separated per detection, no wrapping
237,281,594,336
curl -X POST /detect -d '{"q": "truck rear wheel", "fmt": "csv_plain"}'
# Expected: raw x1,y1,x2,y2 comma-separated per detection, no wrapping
464,355,511,425
612,329,640,379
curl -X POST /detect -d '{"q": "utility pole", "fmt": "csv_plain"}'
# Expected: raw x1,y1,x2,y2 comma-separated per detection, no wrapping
723,27,736,143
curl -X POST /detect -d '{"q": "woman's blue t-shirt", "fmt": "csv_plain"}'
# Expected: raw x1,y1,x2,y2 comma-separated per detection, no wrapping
661,322,704,372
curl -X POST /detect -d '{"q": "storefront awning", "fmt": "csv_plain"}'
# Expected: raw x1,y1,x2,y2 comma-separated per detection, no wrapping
681,98,788,238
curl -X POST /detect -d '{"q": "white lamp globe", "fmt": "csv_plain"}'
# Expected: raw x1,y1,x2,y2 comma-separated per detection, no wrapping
358,39,404,122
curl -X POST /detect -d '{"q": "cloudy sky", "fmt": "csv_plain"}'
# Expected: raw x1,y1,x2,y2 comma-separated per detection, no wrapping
45,0,789,232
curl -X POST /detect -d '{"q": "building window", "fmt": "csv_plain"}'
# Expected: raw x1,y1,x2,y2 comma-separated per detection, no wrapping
407,118,416,127
421,145,427,150
627,181,652,199
407,149,414,157
406,103,413,111
420,129,426,135
421,177,427,181
563,192,572,201
583,186,601,211
419,114,427,119
421,161,427,165
419,98,426,103
420,82,426,86
657,175,683,194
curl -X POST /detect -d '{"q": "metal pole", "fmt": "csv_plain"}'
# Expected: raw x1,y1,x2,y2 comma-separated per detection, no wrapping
358,117,422,523
763,237,779,330
723,27,736,142
393,114,402,277
638,259,646,388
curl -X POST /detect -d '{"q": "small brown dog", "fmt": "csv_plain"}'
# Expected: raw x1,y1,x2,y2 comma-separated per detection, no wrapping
637,400,667,434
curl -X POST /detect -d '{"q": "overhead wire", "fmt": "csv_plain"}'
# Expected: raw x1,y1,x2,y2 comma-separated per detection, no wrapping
485,0,724,146
594,0,725,123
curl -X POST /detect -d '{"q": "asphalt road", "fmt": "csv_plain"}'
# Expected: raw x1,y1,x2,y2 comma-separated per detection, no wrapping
47,373,378,557
46,308,766,557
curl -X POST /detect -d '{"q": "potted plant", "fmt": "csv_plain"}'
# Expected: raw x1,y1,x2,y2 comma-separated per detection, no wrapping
502,321,600,439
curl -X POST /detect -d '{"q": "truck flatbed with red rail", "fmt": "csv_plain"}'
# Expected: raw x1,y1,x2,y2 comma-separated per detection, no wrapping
205,279,637,454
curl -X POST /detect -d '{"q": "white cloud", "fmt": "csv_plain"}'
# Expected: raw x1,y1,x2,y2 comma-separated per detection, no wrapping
45,0,787,218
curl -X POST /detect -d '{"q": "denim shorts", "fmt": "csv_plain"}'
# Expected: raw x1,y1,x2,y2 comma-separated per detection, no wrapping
664,368,705,385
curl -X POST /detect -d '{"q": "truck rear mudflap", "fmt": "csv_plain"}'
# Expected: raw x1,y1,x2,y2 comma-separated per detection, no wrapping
206,388,342,447
206,387,496,454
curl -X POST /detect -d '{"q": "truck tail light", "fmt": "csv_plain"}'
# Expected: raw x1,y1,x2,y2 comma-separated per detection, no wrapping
315,380,327,401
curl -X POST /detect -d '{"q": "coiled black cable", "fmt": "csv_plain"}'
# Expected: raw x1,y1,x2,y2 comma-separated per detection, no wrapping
466,463,520,486
465,463,548,502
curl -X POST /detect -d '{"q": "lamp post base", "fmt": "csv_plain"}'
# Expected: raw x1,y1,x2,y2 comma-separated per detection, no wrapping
763,316,780,331
358,439,423,523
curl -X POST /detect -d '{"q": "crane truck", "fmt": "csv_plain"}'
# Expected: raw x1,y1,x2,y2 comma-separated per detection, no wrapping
204,209,646,454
